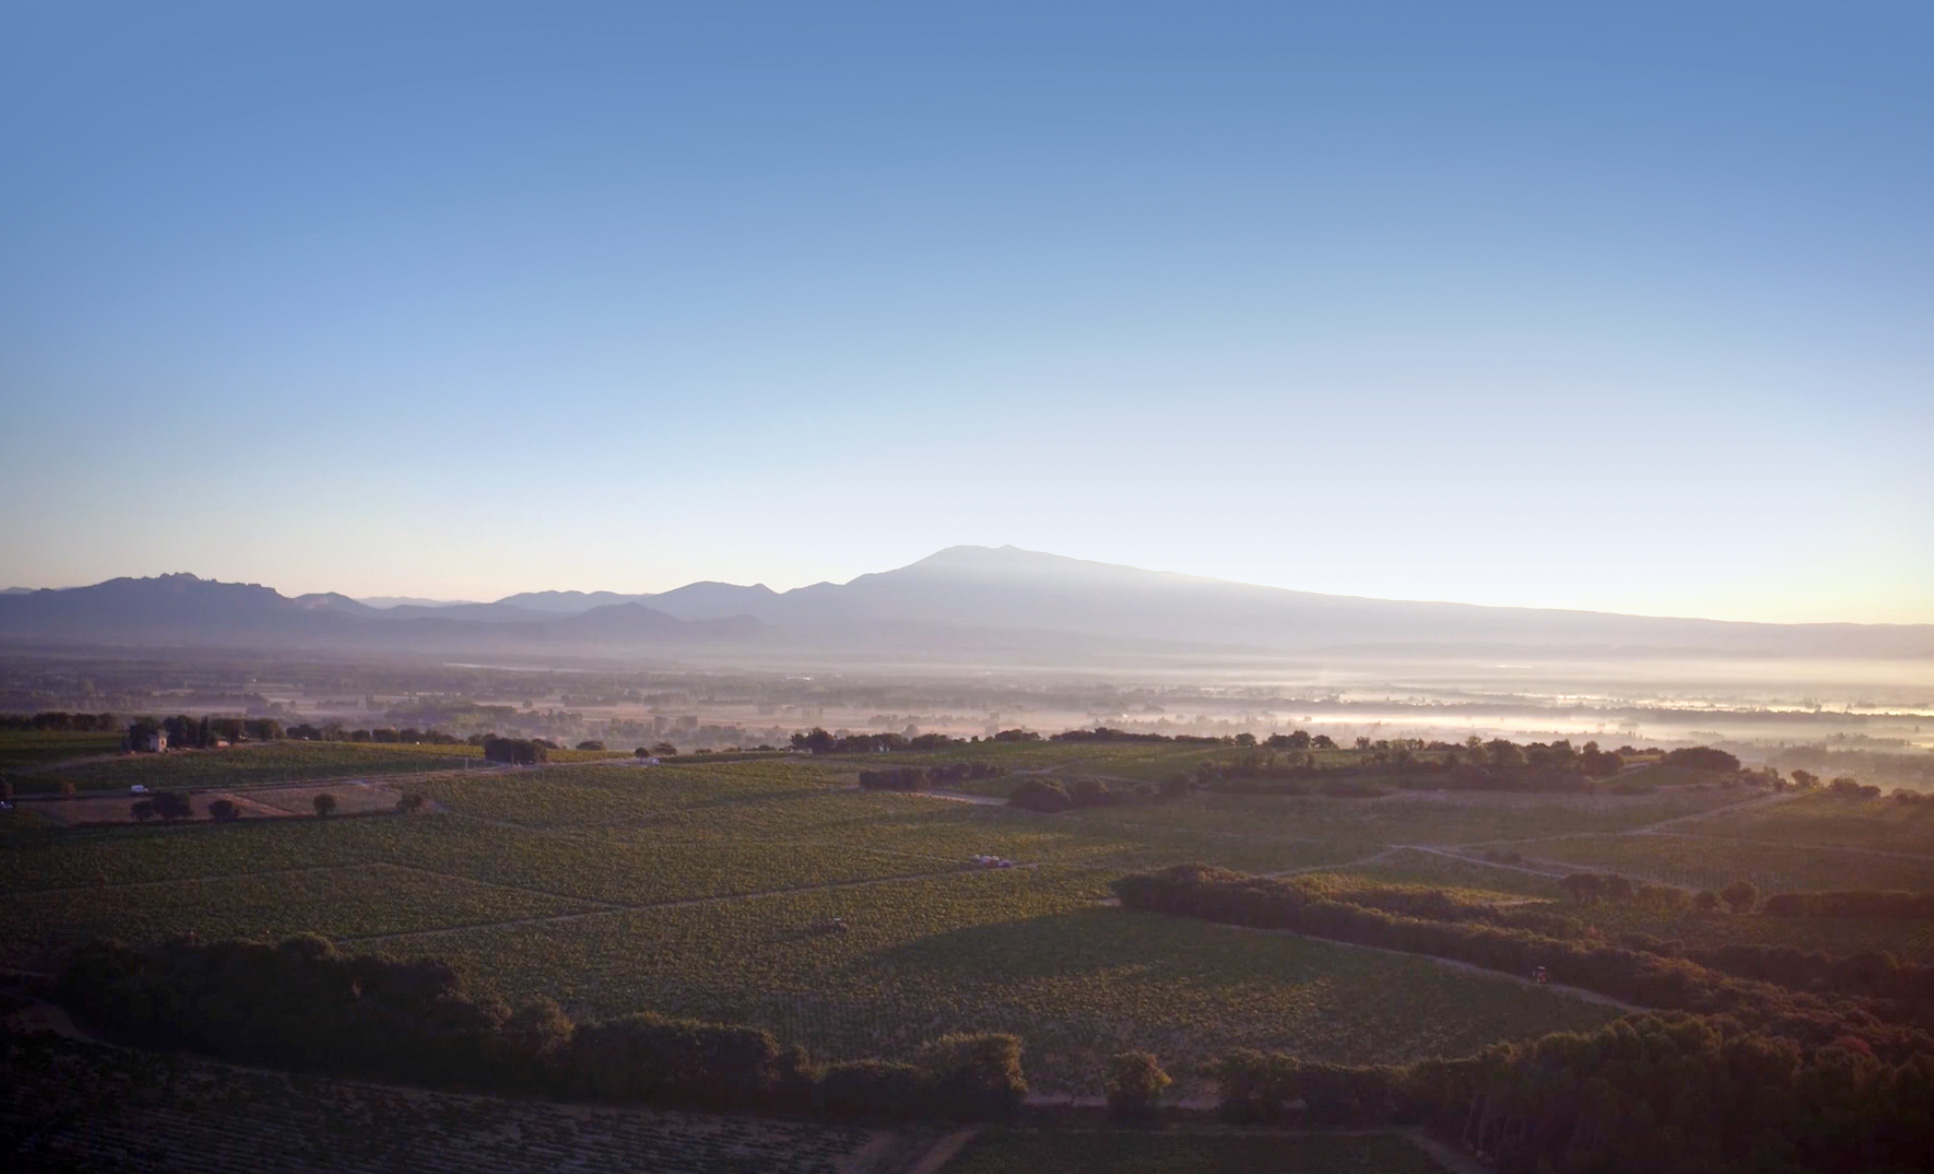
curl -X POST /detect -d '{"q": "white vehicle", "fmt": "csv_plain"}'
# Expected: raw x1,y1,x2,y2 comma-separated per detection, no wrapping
130,784,149,794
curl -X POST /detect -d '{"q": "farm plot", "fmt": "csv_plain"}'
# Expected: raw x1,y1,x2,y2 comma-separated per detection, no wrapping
28,742,483,793
1516,833,1934,894
414,761,854,827
1081,786,1756,849
0,863,599,965
0,729,124,770
1544,899,1934,964
1328,847,1567,899
3,1035,884,1174
942,1128,1448,1174
1684,792,1934,855
0,817,376,893
27,780,420,826
392,866,1619,1094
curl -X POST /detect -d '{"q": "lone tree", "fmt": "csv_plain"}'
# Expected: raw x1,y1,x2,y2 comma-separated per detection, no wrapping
1721,880,1759,914
1103,1051,1171,1121
208,799,239,822
151,791,193,821
313,793,338,818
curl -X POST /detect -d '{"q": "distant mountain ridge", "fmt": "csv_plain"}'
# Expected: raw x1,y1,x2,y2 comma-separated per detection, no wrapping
0,548,1927,661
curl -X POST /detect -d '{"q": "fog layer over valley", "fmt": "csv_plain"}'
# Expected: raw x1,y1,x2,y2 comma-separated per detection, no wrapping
3,545,1928,774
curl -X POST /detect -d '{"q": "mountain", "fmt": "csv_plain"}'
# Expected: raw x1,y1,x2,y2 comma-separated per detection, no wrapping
495,590,654,614
605,546,1934,660
0,551,1926,661
0,574,762,653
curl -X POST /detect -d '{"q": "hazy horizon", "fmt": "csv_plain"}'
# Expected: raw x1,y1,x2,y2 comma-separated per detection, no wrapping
9,543,1934,630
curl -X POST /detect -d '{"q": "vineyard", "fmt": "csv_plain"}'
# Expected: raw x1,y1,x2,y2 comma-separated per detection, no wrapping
9,745,1926,1100
23,741,484,793
1511,830,1934,895
0,729,124,770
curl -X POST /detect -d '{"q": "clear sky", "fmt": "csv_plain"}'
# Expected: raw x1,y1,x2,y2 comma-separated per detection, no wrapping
1,2,1928,622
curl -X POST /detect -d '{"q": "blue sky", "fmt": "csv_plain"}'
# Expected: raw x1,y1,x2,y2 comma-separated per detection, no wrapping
1,2,1928,622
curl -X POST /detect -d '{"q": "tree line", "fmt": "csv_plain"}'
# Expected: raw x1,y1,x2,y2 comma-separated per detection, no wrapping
0,711,119,732
1202,1012,1934,1172
57,935,1027,1120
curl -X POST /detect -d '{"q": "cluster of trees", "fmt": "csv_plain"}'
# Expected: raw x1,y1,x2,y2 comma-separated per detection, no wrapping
1204,1013,1934,1172
280,724,463,744
130,792,194,822
1676,943,1934,1005
790,728,962,754
1112,864,1931,1057
128,716,288,749
56,936,1027,1119
1175,737,1735,797
1051,728,1226,745
856,762,1007,791
130,792,356,823
1007,776,1148,813
1559,872,1759,915
482,736,550,765
1,711,119,731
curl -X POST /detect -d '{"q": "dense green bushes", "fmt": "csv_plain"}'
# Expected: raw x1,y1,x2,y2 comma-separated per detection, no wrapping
55,935,1027,1120
1206,1013,1934,1173
1008,778,1072,812
482,736,549,765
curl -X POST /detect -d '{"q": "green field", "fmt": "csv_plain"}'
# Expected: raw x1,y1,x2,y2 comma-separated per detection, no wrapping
11,744,1895,1095
15,738,638,794
0,729,125,770
1518,831,1934,894
1686,791,1934,855
942,1128,1446,1173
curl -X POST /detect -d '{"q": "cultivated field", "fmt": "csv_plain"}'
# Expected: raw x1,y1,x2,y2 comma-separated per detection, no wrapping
6,738,1928,1100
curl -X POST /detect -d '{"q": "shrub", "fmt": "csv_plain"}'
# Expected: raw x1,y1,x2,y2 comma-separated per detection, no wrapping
1008,779,1071,813
1693,890,1722,913
1103,1051,1171,1121
1069,778,1114,807
914,1033,1027,1118
207,799,239,822
151,791,193,821
1721,880,1759,914
482,736,549,765
312,794,338,818
1663,746,1741,772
